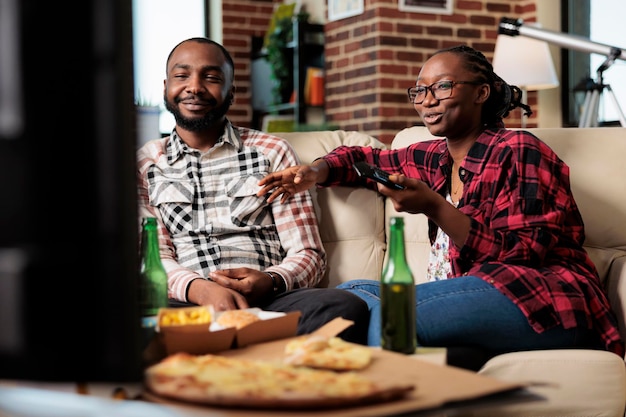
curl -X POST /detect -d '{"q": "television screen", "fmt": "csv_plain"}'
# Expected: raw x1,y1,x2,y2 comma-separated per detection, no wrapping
0,0,143,382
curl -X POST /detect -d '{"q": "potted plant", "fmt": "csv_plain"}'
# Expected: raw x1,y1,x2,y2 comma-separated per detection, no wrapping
265,16,294,106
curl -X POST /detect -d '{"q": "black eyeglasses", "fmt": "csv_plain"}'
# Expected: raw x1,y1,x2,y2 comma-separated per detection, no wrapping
407,80,484,104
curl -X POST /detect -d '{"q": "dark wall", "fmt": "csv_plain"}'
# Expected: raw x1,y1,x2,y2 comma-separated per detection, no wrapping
0,0,142,381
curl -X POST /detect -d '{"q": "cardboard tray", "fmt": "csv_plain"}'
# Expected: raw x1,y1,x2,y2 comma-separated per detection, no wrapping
144,318,534,416
157,308,301,356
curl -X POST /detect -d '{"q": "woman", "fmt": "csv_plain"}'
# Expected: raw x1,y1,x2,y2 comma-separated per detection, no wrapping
258,45,624,360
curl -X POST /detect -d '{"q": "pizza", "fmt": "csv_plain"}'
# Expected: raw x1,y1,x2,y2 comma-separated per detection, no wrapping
284,335,373,370
215,309,261,329
144,352,414,409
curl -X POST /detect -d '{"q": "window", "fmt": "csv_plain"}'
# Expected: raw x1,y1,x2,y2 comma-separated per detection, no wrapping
563,0,626,126
588,0,626,125
132,0,207,133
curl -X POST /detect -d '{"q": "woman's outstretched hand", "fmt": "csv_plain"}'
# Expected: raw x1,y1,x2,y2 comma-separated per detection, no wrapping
258,165,320,204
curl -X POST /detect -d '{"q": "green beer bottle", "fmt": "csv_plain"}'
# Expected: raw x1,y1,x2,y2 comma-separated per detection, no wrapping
139,217,168,344
381,217,417,354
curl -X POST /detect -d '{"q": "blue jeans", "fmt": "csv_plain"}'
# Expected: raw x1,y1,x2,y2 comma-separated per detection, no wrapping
337,277,600,353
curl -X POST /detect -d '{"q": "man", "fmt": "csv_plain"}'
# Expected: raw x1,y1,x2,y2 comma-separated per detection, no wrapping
136,37,368,343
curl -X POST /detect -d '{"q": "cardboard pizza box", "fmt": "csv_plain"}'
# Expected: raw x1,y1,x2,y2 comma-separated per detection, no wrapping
156,307,301,356
145,317,539,417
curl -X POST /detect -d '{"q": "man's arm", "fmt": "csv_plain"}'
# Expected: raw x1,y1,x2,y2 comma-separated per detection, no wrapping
137,140,209,303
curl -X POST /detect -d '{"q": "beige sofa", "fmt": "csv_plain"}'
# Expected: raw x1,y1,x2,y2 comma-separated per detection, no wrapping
276,126,626,417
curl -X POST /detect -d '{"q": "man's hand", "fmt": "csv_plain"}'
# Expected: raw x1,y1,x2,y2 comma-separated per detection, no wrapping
209,268,274,306
187,278,249,312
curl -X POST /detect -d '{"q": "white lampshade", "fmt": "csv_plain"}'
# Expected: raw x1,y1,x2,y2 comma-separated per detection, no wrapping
492,29,560,91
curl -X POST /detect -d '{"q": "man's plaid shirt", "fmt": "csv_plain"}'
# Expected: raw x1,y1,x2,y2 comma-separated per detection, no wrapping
137,121,326,302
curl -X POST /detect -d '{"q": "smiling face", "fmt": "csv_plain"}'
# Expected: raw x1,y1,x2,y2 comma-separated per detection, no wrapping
413,52,489,140
164,40,235,133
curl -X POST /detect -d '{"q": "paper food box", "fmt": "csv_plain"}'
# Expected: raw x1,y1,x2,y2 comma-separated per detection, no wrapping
156,306,301,356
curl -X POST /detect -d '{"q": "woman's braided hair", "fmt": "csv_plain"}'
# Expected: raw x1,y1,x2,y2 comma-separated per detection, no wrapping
433,45,533,127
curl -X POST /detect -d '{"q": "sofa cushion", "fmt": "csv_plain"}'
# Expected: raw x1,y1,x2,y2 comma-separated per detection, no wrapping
477,349,626,417
274,130,388,287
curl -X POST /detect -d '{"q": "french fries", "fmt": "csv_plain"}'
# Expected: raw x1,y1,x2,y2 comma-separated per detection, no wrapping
159,306,213,327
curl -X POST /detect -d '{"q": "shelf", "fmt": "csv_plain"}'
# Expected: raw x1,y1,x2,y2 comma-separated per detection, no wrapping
251,18,325,127
268,102,297,113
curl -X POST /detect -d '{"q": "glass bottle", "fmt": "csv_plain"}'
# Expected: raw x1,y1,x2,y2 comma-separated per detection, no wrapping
139,217,168,344
381,216,417,354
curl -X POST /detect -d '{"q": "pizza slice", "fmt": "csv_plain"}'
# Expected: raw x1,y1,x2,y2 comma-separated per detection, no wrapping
284,335,373,371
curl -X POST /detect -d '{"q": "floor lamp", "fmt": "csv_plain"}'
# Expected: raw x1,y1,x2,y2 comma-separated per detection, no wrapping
492,27,559,127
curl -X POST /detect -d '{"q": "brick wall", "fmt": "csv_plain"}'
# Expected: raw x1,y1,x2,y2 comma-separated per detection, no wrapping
221,0,275,127
222,0,539,145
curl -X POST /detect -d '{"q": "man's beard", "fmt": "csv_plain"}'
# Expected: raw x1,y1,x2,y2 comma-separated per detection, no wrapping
165,96,231,132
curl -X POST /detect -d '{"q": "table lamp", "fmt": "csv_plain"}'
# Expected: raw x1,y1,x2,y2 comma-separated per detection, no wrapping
492,26,559,127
